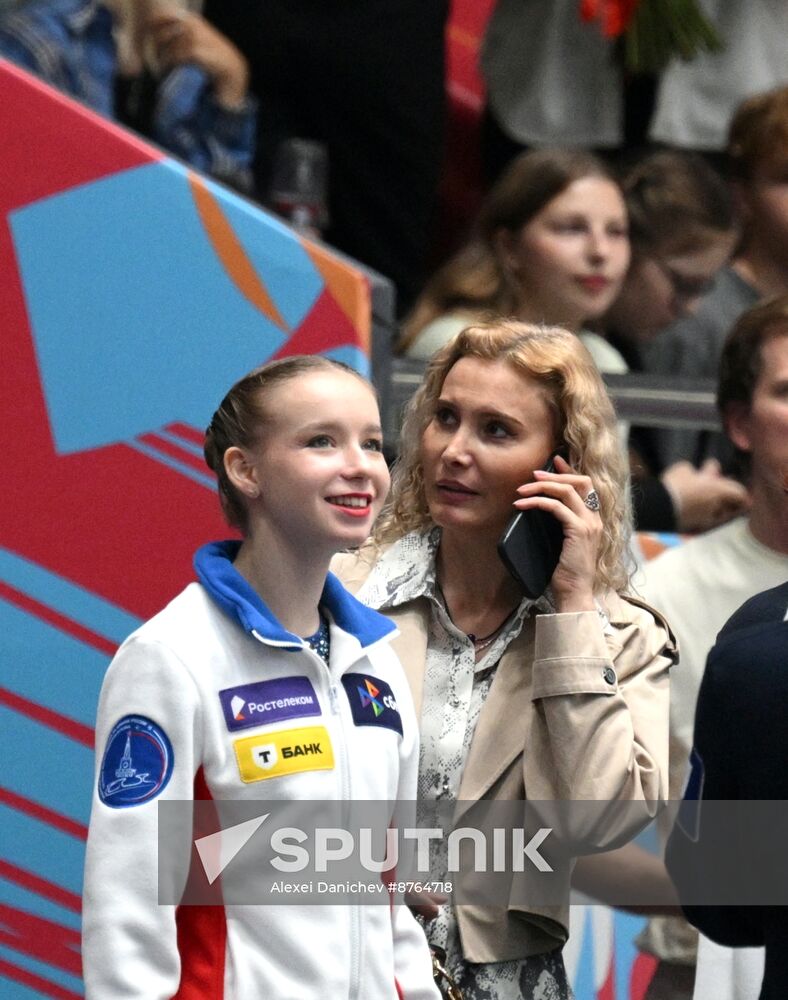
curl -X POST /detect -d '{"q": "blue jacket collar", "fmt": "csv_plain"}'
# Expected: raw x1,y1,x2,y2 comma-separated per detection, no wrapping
194,540,396,650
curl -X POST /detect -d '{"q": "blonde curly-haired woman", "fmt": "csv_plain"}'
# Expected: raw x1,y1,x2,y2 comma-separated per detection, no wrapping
336,321,675,1000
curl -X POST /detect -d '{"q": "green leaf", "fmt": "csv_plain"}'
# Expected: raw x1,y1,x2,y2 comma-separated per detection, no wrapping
623,0,725,73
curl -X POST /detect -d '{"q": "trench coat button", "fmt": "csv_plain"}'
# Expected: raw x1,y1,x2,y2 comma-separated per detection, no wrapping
603,666,616,686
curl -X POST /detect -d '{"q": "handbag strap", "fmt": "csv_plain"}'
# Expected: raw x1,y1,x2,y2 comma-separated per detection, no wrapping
431,948,464,1000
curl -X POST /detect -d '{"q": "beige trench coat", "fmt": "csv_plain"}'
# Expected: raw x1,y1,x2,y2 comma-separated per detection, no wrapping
333,546,676,963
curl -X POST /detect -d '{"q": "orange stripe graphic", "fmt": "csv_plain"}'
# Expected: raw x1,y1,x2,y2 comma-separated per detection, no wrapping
301,239,371,353
188,174,289,332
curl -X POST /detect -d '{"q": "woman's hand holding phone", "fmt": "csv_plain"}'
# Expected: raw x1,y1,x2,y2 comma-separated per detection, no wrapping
513,454,601,612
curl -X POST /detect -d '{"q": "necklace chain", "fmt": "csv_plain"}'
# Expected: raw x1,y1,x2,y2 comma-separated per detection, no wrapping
436,583,518,651
467,615,513,650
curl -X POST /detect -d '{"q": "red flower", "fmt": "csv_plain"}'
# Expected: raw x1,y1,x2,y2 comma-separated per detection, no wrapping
580,0,639,38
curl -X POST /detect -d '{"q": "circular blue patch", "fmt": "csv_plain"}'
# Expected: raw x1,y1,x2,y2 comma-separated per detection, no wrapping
98,715,174,808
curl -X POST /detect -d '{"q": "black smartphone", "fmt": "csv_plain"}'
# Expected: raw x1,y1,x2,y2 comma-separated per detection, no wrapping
497,453,565,600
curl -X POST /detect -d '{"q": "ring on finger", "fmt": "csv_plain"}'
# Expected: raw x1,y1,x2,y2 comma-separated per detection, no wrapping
583,489,601,511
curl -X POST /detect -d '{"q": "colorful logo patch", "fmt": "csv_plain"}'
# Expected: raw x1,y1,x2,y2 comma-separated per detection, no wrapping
341,673,402,736
233,725,334,783
98,715,174,807
219,676,320,732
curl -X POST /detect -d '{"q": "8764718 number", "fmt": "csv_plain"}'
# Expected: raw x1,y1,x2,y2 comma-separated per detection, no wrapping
386,880,452,895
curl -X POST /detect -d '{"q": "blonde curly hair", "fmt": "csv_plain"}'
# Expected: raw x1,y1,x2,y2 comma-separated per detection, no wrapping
376,321,633,594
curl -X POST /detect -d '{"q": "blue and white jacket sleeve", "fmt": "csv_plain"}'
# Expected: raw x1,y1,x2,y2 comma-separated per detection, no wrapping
82,636,202,999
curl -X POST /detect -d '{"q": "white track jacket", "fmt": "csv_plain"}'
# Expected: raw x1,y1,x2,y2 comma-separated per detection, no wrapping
82,540,439,1000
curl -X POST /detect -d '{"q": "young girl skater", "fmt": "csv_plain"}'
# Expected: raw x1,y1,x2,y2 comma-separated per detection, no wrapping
82,356,439,1000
